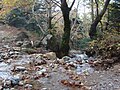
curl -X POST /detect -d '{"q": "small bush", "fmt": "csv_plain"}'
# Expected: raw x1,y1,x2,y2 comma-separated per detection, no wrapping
72,38,92,50
87,31,120,59
5,8,30,28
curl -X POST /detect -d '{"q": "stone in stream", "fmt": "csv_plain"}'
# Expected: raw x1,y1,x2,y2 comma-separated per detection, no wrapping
21,40,32,48
0,59,4,62
12,47,21,51
15,41,23,47
62,56,71,63
34,59,47,66
43,52,57,60
24,84,33,89
1,52,9,59
3,45,10,49
3,79,11,88
10,77,20,86
76,63,94,75
36,68,47,75
75,53,88,61
18,81,24,86
13,66,26,72
41,88,48,90
3,75,20,87
0,85,2,90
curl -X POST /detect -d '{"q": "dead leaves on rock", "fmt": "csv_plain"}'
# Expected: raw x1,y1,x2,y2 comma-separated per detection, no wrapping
60,79,91,90
61,79,82,88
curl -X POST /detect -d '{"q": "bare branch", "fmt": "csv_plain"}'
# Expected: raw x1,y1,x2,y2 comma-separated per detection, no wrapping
51,0,61,7
32,0,46,34
71,1,80,31
69,0,75,10
53,16,62,28
52,11,60,19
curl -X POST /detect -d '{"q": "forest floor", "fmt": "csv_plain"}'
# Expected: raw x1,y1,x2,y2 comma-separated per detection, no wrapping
0,25,120,90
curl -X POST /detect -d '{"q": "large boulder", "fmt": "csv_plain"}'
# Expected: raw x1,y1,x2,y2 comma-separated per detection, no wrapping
43,52,57,60
46,35,60,52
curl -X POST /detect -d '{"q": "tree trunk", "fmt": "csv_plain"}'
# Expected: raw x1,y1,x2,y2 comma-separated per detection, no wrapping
59,8,71,58
55,0,75,58
89,0,111,39
91,0,94,23
58,2,70,58
47,0,52,29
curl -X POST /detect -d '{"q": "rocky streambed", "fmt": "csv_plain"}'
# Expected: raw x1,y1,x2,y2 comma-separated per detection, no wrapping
0,25,120,90
0,44,94,90
0,43,120,90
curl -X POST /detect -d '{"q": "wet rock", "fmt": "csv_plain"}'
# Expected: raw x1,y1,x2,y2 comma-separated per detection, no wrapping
34,59,47,66
10,76,20,86
3,45,10,49
21,48,37,54
6,59,12,64
62,56,71,62
15,41,23,47
13,66,26,72
69,50,82,54
9,51,20,56
0,71,12,80
75,53,88,61
76,66,82,75
11,88,15,90
31,80,42,90
76,63,94,75
12,47,21,51
24,84,33,89
0,85,3,90
3,79,12,87
88,57,95,65
43,52,56,60
81,86,92,90
19,81,24,86
38,68,47,73
41,88,48,90
0,59,4,62
21,41,32,48
1,52,9,59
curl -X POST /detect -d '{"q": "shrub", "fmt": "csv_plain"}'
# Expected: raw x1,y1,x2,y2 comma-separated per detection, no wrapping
87,31,120,59
5,8,30,28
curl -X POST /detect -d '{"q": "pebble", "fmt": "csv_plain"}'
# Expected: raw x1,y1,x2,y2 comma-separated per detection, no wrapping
3,79,11,87
25,84,32,89
0,85,3,89
8,75,20,86
19,81,24,86
15,66,26,72
41,88,48,90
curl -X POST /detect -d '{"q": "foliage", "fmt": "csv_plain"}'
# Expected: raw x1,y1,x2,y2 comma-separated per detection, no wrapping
109,2,120,32
25,18,40,32
5,8,29,28
71,38,92,50
0,0,33,19
5,6,45,36
88,30,120,59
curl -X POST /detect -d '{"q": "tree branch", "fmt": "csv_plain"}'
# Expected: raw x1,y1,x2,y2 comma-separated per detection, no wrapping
51,0,61,7
69,0,75,10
